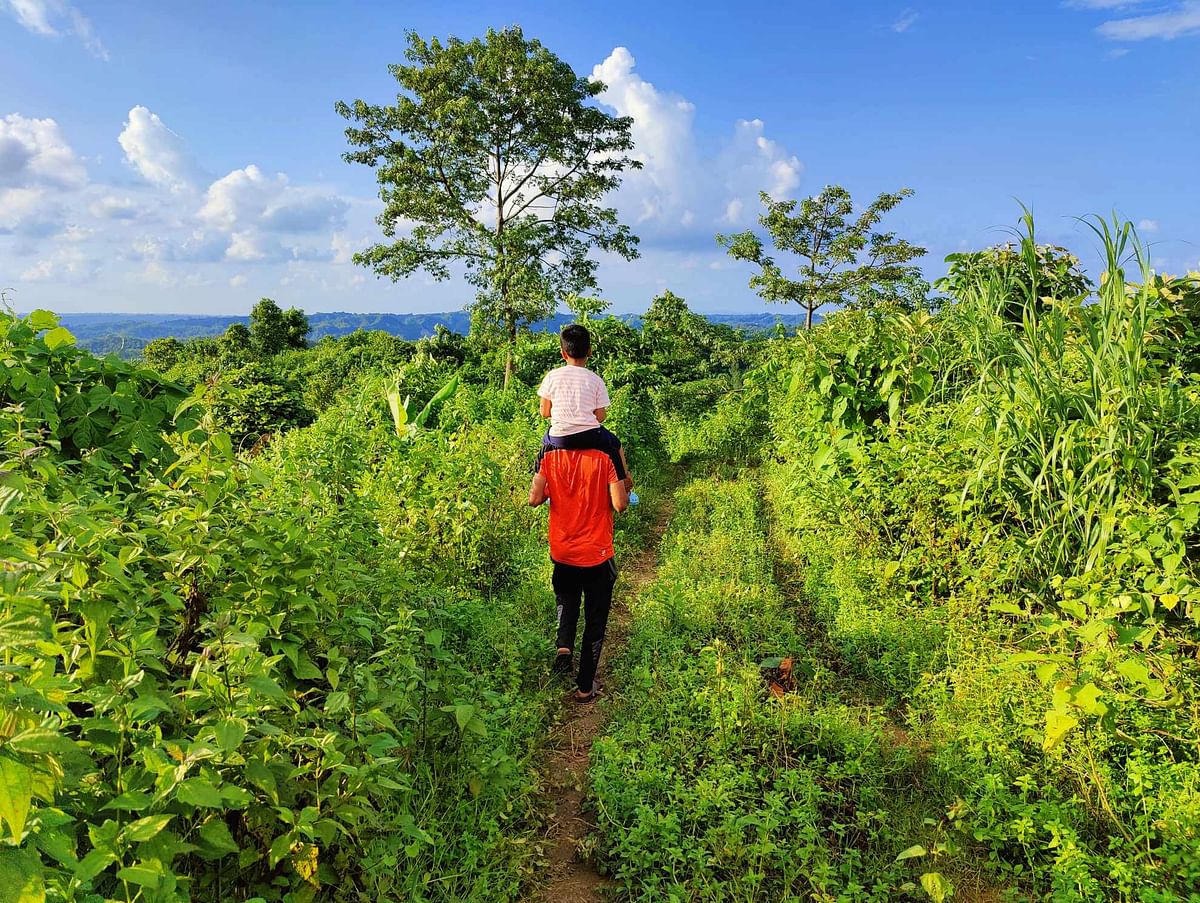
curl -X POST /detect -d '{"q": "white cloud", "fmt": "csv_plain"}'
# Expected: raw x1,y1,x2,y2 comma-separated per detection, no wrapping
229,274,247,288
0,113,86,188
199,164,347,235
0,186,63,236
59,223,93,242
331,231,366,265
592,47,698,227
1070,1,1200,40
590,47,802,243
88,194,143,220
1137,218,1159,232
20,245,97,282
128,231,227,264
893,8,919,32
1100,2,1200,38
2,0,108,58
118,106,204,193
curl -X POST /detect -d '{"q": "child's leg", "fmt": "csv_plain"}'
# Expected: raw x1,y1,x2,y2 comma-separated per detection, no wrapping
532,429,562,475
547,428,627,480
594,427,630,485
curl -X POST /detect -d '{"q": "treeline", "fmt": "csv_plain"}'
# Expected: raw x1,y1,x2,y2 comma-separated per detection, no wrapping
60,310,813,358
139,290,765,453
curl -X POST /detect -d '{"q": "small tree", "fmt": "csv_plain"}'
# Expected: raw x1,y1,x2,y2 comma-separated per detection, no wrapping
142,337,182,373
718,185,926,329
282,308,310,350
249,299,308,357
337,27,641,386
565,292,611,322
219,323,252,360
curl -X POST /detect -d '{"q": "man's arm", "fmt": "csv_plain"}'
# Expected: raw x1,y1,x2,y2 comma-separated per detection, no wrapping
529,472,549,507
540,397,552,418
609,479,629,513
593,406,607,422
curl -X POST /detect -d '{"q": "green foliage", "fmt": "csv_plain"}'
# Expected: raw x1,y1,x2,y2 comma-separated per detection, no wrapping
935,210,1092,322
591,479,933,900
748,212,1200,899
202,362,312,447
250,298,309,357
718,185,927,329
1,302,682,902
336,26,641,382
0,309,189,474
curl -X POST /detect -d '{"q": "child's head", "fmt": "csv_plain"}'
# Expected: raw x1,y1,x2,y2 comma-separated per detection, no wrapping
560,324,591,362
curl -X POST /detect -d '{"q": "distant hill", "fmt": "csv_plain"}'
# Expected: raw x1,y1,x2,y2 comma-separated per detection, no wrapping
56,310,812,358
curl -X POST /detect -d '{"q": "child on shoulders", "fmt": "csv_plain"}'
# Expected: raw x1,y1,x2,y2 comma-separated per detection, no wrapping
533,324,633,488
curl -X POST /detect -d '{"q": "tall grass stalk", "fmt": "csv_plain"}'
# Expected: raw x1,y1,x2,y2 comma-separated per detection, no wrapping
959,214,1189,586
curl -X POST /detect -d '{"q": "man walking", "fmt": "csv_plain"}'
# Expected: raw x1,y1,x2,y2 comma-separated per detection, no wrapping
529,446,629,702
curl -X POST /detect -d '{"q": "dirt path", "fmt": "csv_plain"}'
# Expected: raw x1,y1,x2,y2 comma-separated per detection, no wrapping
531,496,674,903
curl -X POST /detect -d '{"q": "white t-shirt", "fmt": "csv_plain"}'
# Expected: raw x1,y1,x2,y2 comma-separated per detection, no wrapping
538,365,611,437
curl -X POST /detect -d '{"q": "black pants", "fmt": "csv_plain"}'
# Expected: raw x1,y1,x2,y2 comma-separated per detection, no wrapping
533,427,627,480
553,558,618,693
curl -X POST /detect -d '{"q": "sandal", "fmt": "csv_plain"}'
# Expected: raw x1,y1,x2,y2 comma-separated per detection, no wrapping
574,681,603,704
552,651,573,677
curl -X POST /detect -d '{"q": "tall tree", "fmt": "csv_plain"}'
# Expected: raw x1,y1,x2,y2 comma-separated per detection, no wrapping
336,27,641,385
718,186,926,329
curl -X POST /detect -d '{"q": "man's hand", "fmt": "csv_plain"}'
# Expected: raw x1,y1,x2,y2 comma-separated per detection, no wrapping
609,479,629,513
528,473,549,507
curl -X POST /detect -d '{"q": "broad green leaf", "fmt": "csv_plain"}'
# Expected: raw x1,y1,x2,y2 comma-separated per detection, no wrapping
27,309,58,331
0,847,44,903
269,833,295,868
213,719,247,753
245,675,287,699
6,730,64,756
1116,657,1161,695
451,704,476,733
73,848,117,883
32,828,76,868
245,760,277,799
42,327,75,350
102,790,153,812
1073,682,1107,716
386,387,407,437
121,814,173,843
116,864,161,888
0,758,33,842
920,871,952,903
1043,708,1078,752
175,778,224,808
895,844,927,862
198,819,240,856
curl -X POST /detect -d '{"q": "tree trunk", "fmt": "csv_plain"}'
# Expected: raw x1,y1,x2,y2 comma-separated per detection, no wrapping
805,304,814,330
503,311,516,390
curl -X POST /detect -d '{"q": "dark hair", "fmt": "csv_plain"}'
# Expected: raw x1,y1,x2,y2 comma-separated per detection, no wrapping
560,324,591,359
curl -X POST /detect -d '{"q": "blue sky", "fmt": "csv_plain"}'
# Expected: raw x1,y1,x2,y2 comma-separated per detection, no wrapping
1,0,1197,314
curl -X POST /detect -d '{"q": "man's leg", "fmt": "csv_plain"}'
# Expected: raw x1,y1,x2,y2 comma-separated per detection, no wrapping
576,558,617,696
552,562,583,670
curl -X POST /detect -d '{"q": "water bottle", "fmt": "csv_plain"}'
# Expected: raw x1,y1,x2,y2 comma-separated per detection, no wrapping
628,491,639,507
